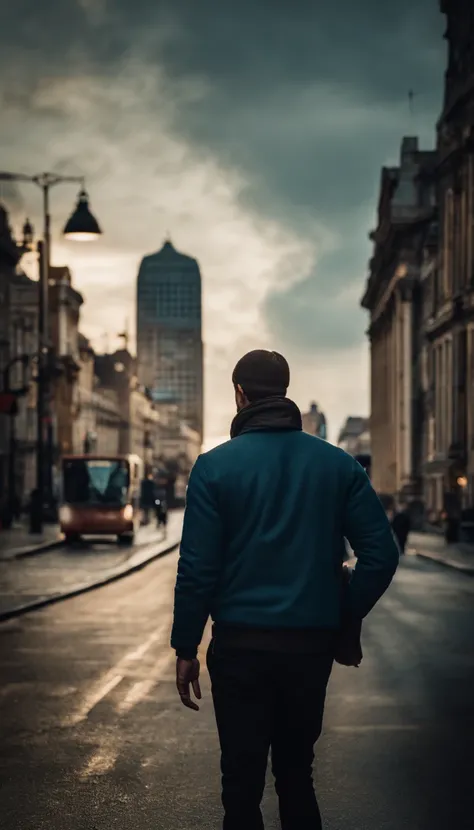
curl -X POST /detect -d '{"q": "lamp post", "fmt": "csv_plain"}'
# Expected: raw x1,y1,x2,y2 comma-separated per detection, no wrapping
0,172,102,531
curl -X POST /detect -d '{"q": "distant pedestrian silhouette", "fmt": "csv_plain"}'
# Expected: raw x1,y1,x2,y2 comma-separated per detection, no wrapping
392,504,411,554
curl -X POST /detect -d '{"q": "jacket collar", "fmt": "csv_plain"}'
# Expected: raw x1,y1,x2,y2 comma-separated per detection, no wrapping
230,396,302,439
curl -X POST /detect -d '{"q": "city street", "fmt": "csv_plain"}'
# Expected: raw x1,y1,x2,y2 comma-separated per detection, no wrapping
0,550,473,829
0,512,183,619
3,5,473,829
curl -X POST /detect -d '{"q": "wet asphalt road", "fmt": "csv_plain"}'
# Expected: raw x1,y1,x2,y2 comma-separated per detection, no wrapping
0,514,182,617
0,550,473,830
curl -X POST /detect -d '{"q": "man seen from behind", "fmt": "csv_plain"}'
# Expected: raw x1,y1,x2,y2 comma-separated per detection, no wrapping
171,349,399,830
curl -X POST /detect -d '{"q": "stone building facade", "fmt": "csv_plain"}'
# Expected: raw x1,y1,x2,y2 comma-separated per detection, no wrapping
0,207,38,513
72,335,121,457
422,0,474,518
361,1,474,523
337,416,370,457
6,271,39,502
49,266,83,461
93,349,161,473
361,137,436,503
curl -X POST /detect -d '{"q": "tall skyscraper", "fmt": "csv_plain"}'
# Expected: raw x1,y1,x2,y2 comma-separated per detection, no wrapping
136,239,203,440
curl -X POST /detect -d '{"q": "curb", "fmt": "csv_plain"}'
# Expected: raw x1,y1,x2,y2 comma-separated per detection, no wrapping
414,550,474,575
12,528,176,560
14,538,65,559
0,536,181,623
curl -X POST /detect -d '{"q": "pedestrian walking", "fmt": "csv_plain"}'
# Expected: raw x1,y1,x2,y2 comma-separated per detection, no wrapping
28,488,42,534
391,502,411,554
140,475,156,525
155,483,168,536
443,492,461,543
171,349,399,830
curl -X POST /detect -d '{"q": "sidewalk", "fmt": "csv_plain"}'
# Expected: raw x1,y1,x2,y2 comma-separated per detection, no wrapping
0,511,183,621
408,531,474,574
0,521,62,561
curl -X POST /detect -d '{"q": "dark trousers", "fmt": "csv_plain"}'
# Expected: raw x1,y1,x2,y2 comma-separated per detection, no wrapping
394,532,407,554
445,518,460,543
207,641,333,830
156,507,168,527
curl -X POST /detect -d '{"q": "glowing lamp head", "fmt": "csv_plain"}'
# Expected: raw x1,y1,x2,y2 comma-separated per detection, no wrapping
63,189,102,241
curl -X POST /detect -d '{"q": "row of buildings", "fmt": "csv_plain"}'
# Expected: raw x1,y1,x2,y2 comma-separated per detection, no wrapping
0,210,202,523
337,417,370,458
361,0,474,523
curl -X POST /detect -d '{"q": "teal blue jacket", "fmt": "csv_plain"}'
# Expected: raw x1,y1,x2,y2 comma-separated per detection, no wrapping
171,431,399,656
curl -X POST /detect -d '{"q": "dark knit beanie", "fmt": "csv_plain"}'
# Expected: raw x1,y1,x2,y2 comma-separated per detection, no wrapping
232,350,290,401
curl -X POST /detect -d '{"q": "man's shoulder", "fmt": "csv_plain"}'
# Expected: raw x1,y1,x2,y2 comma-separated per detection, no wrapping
297,433,356,464
198,439,235,467
199,433,354,467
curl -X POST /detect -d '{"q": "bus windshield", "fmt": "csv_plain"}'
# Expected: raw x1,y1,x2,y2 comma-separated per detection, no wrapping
62,458,130,506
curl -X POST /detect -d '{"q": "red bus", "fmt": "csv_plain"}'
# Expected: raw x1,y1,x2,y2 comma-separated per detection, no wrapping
59,454,143,545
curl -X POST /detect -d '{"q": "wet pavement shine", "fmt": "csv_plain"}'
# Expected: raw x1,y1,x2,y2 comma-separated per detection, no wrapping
0,550,473,829
0,513,182,617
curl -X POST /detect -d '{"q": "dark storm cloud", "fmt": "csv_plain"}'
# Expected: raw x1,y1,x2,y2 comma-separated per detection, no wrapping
141,0,444,350
1,0,445,351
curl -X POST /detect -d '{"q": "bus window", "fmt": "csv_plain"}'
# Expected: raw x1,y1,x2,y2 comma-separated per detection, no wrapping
62,458,130,506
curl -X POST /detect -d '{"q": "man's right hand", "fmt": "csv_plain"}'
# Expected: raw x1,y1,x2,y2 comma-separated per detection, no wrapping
176,657,202,711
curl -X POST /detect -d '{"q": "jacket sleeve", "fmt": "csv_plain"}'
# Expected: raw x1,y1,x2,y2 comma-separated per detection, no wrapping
170,455,223,659
342,459,399,619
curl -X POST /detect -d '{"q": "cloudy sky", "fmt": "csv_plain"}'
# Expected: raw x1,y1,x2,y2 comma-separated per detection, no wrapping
1,0,445,443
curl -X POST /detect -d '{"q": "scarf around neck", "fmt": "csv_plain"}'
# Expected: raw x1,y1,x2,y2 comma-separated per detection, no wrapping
230,396,303,439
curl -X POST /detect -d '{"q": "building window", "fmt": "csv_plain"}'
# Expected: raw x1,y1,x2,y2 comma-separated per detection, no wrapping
469,155,474,284
432,265,440,313
445,338,452,454
435,343,442,454
469,328,474,449
443,188,454,298
460,167,467,287
422,270,432,322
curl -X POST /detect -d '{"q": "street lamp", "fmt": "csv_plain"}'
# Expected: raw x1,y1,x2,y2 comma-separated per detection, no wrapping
0,171,102,532
22,218,34,249
63,188,102,241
